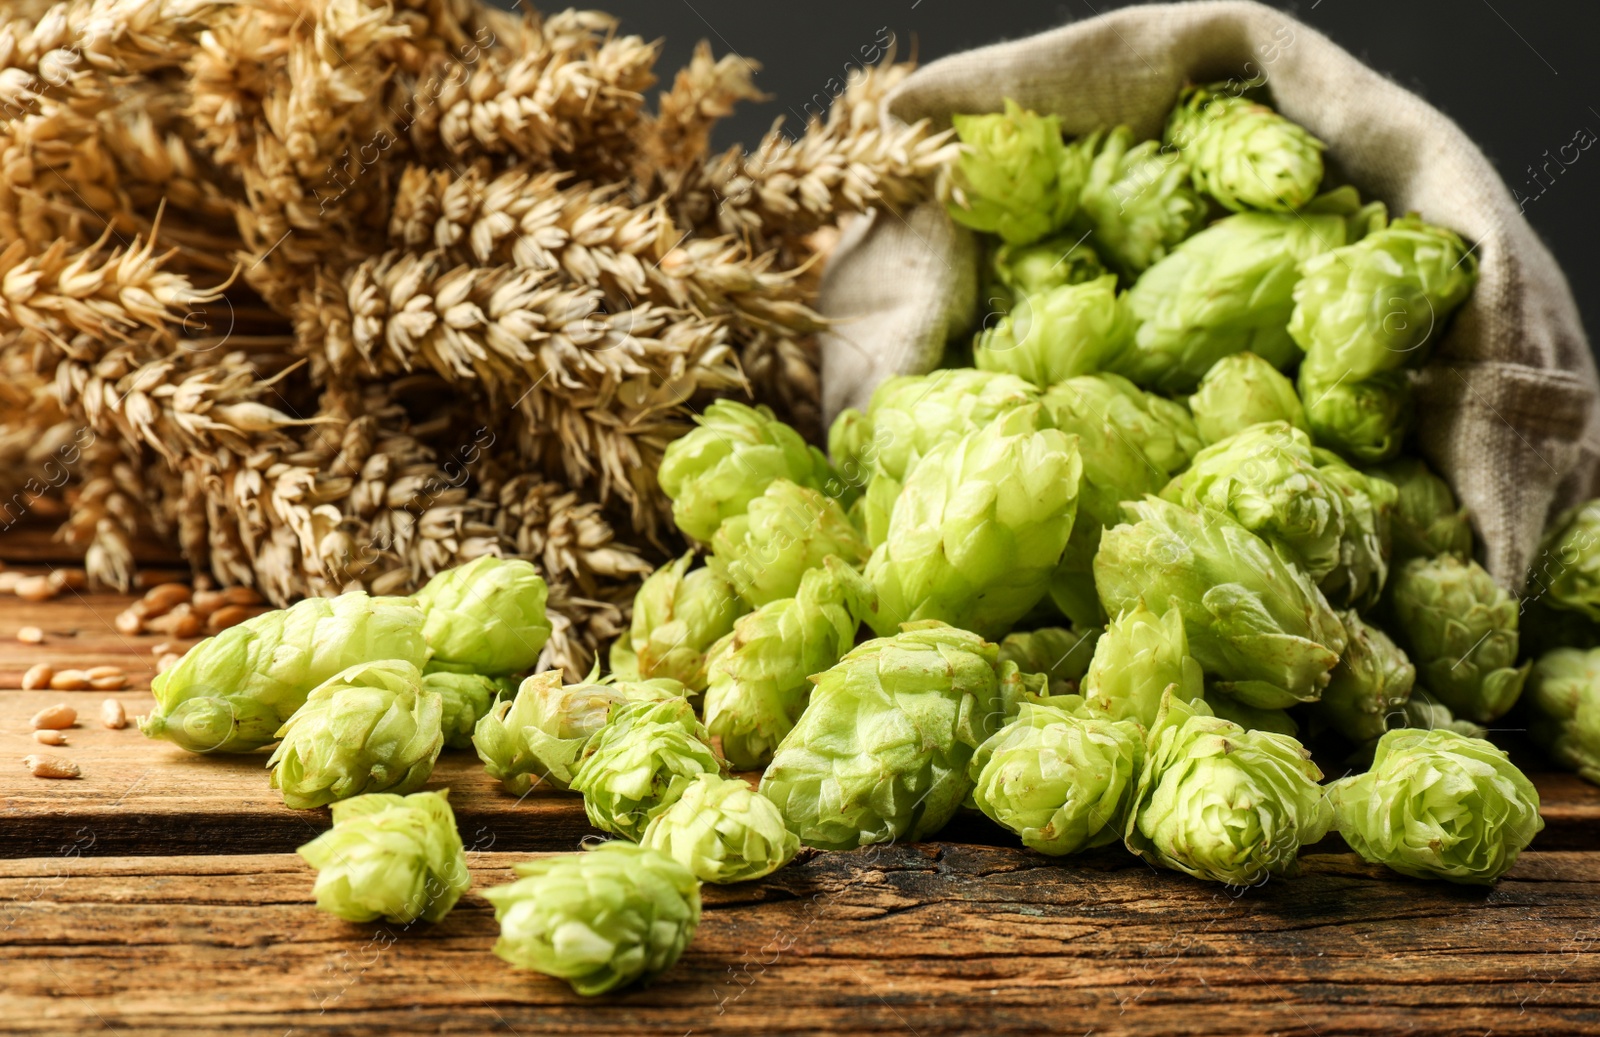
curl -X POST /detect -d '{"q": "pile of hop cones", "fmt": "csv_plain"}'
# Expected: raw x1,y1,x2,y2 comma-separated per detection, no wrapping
0,0,955,673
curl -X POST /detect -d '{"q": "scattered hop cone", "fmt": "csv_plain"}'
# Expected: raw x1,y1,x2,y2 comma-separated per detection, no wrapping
760,623,1004,849
1368,458,1472,563
1165,83,1325,213
865,407,1081,640
640,774,800,883
1126,692,1332,886
990,235,1107,296
484,842,700,996
1310,612,1415,744
1299,367,1410,463
1527,647,1600,785
297,789,470,924
970,702,1144,855
140,592,428,754
1189,351,1308,445
1095,497,1347,708
1389,690,1487,742
1329,729,1542,884
1387,555,1528,723
610,552,745,692
1081,603,1204,727
658,400,837,542
997,626,1102,698
945,98,1085,245
569,698,725,841
268,660,444,810
708,479,868,608
414,557,552,677
703,557,871,770
1071,125,1206,277
1531,499,1600,622
1312,452,1397,611
473,670,685,794
424,670,501,750
973,275,1135,388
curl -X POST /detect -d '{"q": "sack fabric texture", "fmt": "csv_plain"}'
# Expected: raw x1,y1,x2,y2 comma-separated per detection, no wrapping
816,0,1600,590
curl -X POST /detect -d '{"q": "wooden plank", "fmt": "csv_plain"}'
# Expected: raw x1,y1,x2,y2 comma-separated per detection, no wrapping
1,846,1598,1036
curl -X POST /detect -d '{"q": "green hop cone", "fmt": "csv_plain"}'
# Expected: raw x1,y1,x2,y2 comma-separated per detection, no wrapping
1312,452,1397,611
760,622,1004,849
569,698,725,841
267,659,444,810
997,625,1102,698
708,478,868,608
1310,612,1415,744
1095,496,1347,708
472,670,685,793
1531,499,1600,622
990,235,1107,296
610,552,745,691
423,670,500,750
1387,555,1528,723
658,400,837,542
640,774,800,883
945,98,1085,245
484,841,700,996
1299,367,1410,463
969,702,1144,855
1126,691,1332,885
1070,125,1206,277
1080,603,1204,727
1527,647,1600,785
1390,690,1488,741
973,275,1135,388
1165,82,1325,213
1189,351,1308,445
703,557,871,770
1329,728,1542,884
414,556,551,676
1368,458,1472,563
864,407,1081,640
140,592,428,754
297,789,470,924
1202,691,1299,737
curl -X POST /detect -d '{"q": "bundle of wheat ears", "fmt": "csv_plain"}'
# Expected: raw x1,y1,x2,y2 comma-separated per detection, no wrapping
0,0,955,672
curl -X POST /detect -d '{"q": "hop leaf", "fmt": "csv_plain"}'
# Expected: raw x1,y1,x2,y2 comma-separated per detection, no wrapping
268,660,444,810
297,789,470,924
1367,458,1472,564
945,98,1085,245
1387,556,1528,723
1531,499,1600,623
423,670,501,750
483,842,701,996
1165,83,1325,213
140,592,428,754
1081,603,1204,727
708,479,868,608
611,553,746,691
569,698,725,841
640,774,800,883
1527,647,1600,785
1329,729,1542,884
974,275,1135,387
1071,125,1206,276
1189,352,1308,445
414,556,552,676
1310,612,1415,744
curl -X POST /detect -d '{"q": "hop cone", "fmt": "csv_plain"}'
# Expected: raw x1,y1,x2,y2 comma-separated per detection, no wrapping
569,698,725,841
141,592,428,754
865,407,1080,639
1095,496,1347,707
1071,125,1206,277
268,660,444,810
1081,603,1204,727
640,774,800,883
1189,351,1308,445
973,275,1135,387
969,703,1144,855
703,557,871,770
610,552,745,692
1310,612,1415,744
424,670,500,750
1531,499,1600,622
1126,692,1332,885
997,625,1102,698
414,556,551,676
760,623,1004,849
1392,691,1487,742
708,478,868,608
945,98,1085,245
991,235,1107,296
484,842,701,996
1312,452,1397,611
1165,83,1325,213
1299,368,1410,463
297,789,470,924
1329,729,1542,884
1387,555,1528,723
658,400,837,542
1368,458,1472,564
1527,647,1600,785
1203,691,1299,737
473,670,685,794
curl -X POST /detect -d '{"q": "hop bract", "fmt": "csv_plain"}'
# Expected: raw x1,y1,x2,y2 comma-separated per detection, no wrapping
569,698,725,841
970,702,1144,855
484,842,700,996
1165,83,1325,213
708,479,868,608
973,275,1135,387
424,670,501,750
760,622,1004,849
1532,500,1600,622
640,774,800,883
610,552,745,691
268,659,444,810
1311,612,1415,744
1189,351,1308,445
140,592,428,754
1369,458,1472,563
945,98,1084,245
297,789,470,924
414,556,552,676
1388,555,1528,723
1081,603,1204,727
1527,647,1600,785
1330,729,1542,884
1126,692,1332,885
1071,125,1206,277
658,400,837,542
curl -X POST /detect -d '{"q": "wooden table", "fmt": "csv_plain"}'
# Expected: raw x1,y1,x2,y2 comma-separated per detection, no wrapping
3,561,1600,1035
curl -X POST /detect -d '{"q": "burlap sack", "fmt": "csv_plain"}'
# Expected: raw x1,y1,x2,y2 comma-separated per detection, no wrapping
817,0,1600,589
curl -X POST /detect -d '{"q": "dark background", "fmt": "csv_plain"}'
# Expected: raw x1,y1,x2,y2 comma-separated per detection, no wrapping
495,0,1600,345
